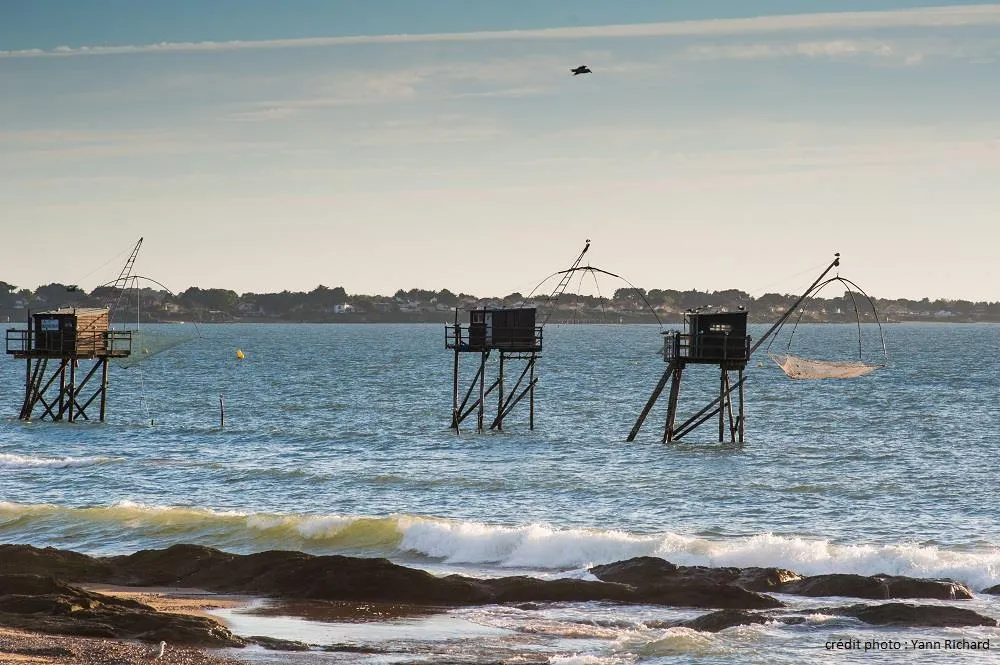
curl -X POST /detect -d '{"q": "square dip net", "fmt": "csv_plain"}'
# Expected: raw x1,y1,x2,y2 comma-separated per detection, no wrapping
765,276,888,380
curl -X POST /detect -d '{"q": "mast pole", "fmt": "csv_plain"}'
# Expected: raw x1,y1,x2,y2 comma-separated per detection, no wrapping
749,253,841,357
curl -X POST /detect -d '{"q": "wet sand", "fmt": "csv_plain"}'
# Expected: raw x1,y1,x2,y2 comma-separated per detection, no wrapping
82,585,252,621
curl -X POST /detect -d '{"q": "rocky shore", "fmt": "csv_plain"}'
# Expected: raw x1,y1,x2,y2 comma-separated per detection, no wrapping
1,545,997,658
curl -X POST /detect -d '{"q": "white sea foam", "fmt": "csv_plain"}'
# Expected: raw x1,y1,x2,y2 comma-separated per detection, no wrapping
549,656,633,665
638,627,721,657
397,518,658,568
0,453,118,469
393,520,1000,590
1,501,998,590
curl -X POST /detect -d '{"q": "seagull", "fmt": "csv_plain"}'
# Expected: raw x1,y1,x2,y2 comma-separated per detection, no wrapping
147,641,166,659
570,65,592,76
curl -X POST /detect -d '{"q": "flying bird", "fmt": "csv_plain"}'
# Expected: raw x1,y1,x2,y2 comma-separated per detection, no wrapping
570,65,592,76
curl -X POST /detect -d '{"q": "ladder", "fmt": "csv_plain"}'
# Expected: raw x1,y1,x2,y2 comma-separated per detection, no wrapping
105,237,143,323
541,239,590,326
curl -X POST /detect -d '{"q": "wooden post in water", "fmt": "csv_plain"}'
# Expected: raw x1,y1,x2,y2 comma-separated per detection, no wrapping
718,368,726,443
99,358,109,422
738,369,745,443
478,351,486,432
496,352,505,432
67,355,76,423
219,394,225,429
529,354,535,430
451,309,460,431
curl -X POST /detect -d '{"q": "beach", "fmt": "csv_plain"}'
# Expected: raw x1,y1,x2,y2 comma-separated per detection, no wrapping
0,629,249,665
0,585,251,665
1,540,998,664
0,581,254,664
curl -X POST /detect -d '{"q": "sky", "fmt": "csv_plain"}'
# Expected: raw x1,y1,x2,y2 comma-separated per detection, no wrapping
1,1,999,301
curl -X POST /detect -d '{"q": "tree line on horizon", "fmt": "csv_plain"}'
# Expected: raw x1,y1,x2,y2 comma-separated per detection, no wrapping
1,280,998,323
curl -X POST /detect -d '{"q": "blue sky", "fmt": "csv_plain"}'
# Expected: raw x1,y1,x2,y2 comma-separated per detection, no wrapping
1,2,999,300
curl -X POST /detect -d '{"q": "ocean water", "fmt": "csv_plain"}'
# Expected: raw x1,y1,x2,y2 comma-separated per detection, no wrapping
1,322,998,663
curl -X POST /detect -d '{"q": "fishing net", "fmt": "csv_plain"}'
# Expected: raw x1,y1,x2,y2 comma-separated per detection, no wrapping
765,275,888,380
114,329,196,368
768,352,884,380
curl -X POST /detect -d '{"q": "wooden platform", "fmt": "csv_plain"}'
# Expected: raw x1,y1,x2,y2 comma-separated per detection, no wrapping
5,329,132,359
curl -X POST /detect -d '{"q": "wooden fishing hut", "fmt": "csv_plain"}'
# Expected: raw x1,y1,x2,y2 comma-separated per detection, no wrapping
627,309,751,444
5,307,132,422
626,253,844,444
445,307,542,432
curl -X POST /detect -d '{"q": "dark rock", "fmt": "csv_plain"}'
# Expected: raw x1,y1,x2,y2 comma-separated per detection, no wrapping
2,545,982,633
983,584,1000,595
482,576,635,604
108,548,777,609
108,544,239,586
0,573,244,647
837,602,998,628
779,573,891,598
778,573,972,600
589,558,972,603
680,609,771,632
639,579,782,610
0,545,114,581
588,557,783,609
881,575,973,600
0,574,146,603
248,635,312,651
676,603,998,633
733,567,802,592
589,557,679,586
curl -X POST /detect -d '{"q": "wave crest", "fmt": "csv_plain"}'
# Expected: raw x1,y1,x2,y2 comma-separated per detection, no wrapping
0,502,997,590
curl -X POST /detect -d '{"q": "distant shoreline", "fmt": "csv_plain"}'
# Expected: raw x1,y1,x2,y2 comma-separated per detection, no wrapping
5,314,1000,325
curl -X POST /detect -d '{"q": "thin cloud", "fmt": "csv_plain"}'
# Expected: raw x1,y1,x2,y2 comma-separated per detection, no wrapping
3,4,1000,58
222,58,564,121
681,34,1000,64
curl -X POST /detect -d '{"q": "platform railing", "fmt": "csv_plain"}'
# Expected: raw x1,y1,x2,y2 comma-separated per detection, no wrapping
5,328,133,357
445,325,543,352
663,331,750,364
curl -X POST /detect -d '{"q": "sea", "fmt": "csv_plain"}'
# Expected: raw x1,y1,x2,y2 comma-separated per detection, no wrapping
1,322,998,664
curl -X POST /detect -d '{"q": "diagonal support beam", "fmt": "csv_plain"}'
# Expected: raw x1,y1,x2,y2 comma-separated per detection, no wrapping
672,376,746,440
490,378,538,430
627,360,676,442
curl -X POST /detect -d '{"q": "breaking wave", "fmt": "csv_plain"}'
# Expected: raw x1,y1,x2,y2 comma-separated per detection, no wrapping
1,501,998,590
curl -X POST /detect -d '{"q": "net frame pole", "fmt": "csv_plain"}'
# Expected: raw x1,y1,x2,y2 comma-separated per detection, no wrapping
750,253,841,357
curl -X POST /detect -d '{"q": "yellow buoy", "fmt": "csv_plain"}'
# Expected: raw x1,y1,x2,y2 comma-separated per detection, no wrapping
236,349,245,360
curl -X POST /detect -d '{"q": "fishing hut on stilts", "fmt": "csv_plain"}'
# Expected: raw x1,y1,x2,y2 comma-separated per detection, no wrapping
4,241,142,422
446,308,543,432
627,253,847,444
445,240,603,432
